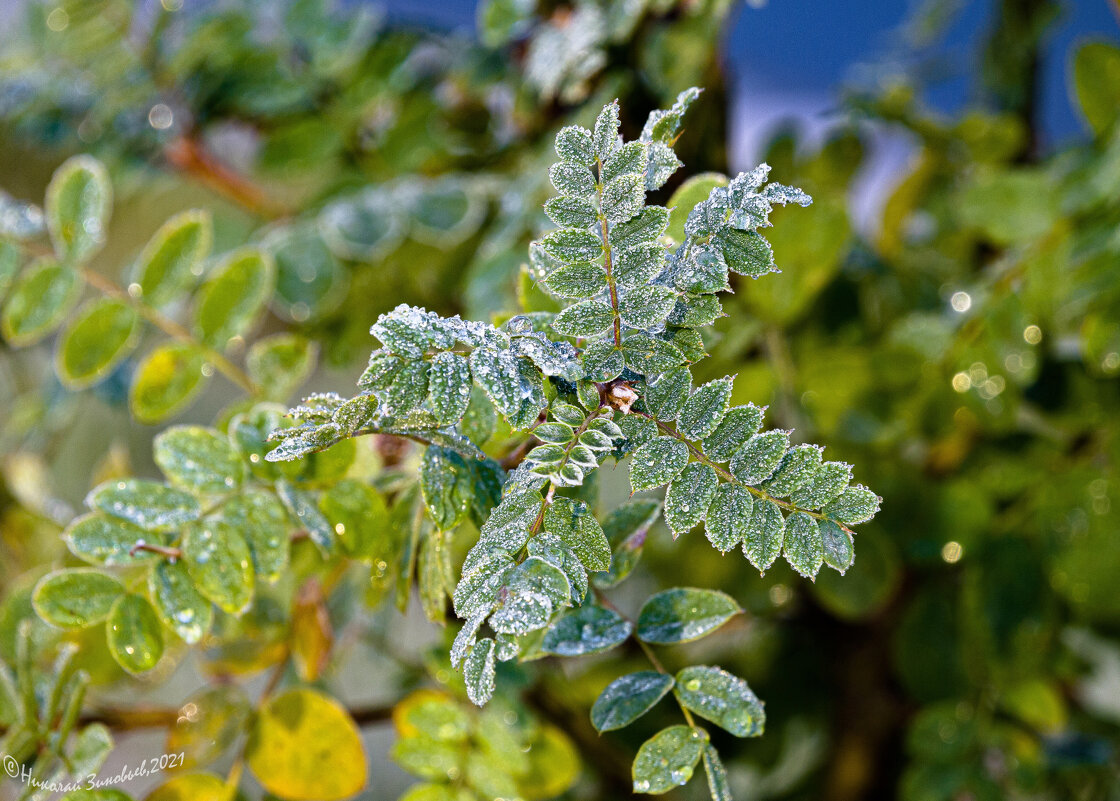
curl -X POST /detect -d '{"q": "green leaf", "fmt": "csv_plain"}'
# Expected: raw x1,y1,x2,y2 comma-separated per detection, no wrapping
581,341,625,382
643,367,691,421
106,594,164,674
542,261,607,298
552,299,616,337
0,258,83,346
474,490,544,556
223,490,291,581
549,161,597,198
675,665,765,737
823,484,880,525
702,744,732,801
1073,41,1120,136
46,155,111,263
719,228,775,277
148,560,213,644
602,141,648,184
543,604,630,656
820,519,855,574
764,444,823,498
318,480,388,562
182,520,255,615
555,125,595,165
247,333,317,402
730,429,790,485
277,479,337,555
32,569,123,629
591,671,675,732
636,587,741,644
592,100,621,160
129,342,208,424
610,206,670,252
63,512,170,565
705,484,752,553
420,446,472,531
615,244,666,289
543,497,611,572
86,479,201,531
664,463,718,537
677,378,734,441
667,294,724,328
427,351,473,425
490,556,570,635
193,247,275,350
620,334,686,375
790,460,851,510
131,209,213,307
545,196,598,230
629,436,689,493
783,511,824,578
666,174,728,244
56,298,140,388
469,346,546,429
454,551,514,619
602,173,645,224
619,285,677,330
154,425,246,495
540,228,603,263
743,498,784,573
632,725,708,794
464,637,497,706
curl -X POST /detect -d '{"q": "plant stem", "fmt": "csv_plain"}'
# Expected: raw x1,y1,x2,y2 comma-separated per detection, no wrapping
164,136,291,219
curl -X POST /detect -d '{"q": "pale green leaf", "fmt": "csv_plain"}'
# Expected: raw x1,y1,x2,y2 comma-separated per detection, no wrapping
543,497,610,572
32,569,123,629
0,259,83,346
46,155,111,263
148,560,213,644
247,333,317,402
64,512,171,565
222,490,292,582
86,479,201,531
555,125,595,166
664,463,718,537
632,725,708,794
464,637,497,706
619,285,677,330
790,461,852,510
193,247,275,350
182,520,255,615
129,342,208,424
106,594,164,674
131,209,212,307
56,298,140,389
154,425,246,495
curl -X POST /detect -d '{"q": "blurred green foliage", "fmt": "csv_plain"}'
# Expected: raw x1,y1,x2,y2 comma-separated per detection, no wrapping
0,0,1118,800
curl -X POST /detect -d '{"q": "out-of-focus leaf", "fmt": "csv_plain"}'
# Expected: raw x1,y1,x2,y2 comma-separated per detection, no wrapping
56,298,140,388
129,343,208,424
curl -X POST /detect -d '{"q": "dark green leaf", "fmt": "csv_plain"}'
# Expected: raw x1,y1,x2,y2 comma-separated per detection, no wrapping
730,429,790,485
629,436,689,493
632,725,708,794
591,671,675,732
743,498,784,573
543,605,631,656
675,665,765,737
636,587,741,644
783,511,824,578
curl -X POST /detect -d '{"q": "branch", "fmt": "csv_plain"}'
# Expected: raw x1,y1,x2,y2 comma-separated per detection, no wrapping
164,137,292,220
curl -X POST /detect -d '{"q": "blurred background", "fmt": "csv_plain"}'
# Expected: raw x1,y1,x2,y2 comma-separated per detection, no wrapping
1,0,1120,799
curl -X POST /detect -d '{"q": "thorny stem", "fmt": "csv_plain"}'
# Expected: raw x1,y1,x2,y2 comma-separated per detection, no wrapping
592,588,699,728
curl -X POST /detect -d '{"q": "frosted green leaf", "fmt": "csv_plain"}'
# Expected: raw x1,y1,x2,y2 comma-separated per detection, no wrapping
543,497,611,572
636,587,741,644
765,444,823,498
702,744,732,801
132,209,212,307
490,556,571,634
667,294,723,328
182,520,255,615
576,380,603,411
730,429,790,485
426,351,472,425
276,480,336,555
370,304,459,356
791,461,852,510
223,490,291,581
615,244,666,288
246,333,317,402
567,443,598,470
675,665,765,737
592,100,621,160
332,393,377,435
63,513,169,566
823,484,881,525
549,161,596,198
669,327,707,362
643,367,691,421
542,261,606,298
56,298,140,389
535,422,575,444
621,334,686,375
528,532,588,605
544,195,598,229
420,446,471,531
464,637,497,706
540,227,602,263
629,436,689,493
148,560,213,644
552,299,615,337
32,569,123,629
591,671,674,732
454,550,514,618
616,414,658,455
641,86,701,145
86,479,201,531
664,463,718,537
674,247,729,295
718,228,774,277
542,605,631,656
820,519,855,574
106,594,164,674
619,285,677,330
588,416,623,439
475,490,544,556
631,725,708,794
129,342,208,424
154,425,246,495
581,341,624,382
610,206,670,251
461,386,497,445
0,259,82,346
741,498,782,571
193,247,275,350
469,346,546,429
382,359,430,416
678,378,733,440
46,155,111,263
551,402,586,427
783,511,824,578
555,125,595,165
602,141,648,185
705,483,752,553
527,443,566,466
602,173,645,224
579,429,614,450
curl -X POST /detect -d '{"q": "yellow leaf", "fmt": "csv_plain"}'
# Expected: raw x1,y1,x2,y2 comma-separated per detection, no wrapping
246,688,368,801
145,772,231,801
